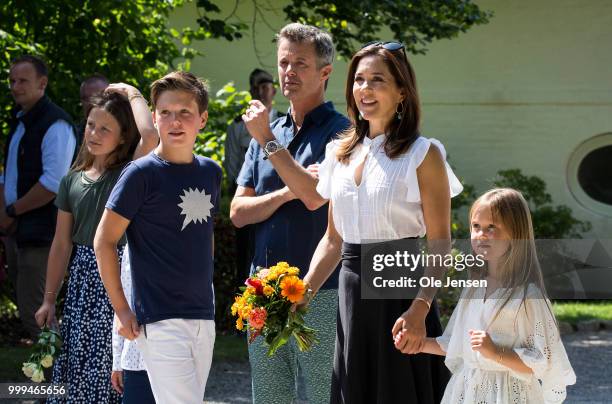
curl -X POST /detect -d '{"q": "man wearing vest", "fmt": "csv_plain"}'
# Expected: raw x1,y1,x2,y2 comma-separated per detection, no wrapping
0,55,76,339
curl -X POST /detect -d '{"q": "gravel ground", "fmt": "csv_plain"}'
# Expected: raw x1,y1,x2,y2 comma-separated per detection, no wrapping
564,330,612,403
204,331,612,404
4,333,608,403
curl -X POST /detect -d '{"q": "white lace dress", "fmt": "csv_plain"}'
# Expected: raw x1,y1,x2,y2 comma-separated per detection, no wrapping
436,285,576,403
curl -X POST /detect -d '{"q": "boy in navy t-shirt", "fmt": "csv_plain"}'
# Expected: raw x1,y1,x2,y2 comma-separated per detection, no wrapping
95,71,221,403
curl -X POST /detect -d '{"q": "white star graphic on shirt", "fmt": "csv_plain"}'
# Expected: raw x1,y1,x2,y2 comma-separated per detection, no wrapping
178,187,213,231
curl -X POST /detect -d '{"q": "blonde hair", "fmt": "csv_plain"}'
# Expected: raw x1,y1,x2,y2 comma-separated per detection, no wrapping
469,188,555,330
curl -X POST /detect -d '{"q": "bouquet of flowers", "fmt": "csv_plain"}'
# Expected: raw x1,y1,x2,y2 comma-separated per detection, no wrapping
231,262,317,356
22,327,62,382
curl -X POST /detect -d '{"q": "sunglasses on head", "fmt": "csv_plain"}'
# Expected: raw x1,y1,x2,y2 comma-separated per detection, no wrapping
361,41,405,52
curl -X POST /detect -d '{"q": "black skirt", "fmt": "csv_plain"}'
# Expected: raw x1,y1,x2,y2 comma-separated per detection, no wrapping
330,242,450,404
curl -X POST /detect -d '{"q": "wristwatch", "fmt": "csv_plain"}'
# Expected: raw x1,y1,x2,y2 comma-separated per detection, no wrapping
5,203,17,218
262,140,285,159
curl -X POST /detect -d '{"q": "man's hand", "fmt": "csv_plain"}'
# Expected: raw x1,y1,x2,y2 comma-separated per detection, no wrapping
115,308,140,341
242,100,275,146
0,210,15,234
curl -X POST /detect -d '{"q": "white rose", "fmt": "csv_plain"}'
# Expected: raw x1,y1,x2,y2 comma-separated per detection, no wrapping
22,362,36,378
40,355,53,368
31,367,45,383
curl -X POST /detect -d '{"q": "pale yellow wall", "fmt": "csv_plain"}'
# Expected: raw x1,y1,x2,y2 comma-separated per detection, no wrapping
409,0,612,237
170,0,612,236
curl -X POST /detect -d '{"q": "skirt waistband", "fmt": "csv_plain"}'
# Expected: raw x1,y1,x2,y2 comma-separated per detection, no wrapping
341,238,418,274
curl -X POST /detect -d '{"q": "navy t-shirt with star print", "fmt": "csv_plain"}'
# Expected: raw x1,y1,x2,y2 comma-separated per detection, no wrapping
106,152,222,325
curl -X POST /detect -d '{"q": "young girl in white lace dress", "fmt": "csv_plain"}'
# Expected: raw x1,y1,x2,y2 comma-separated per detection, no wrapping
397,188,576,403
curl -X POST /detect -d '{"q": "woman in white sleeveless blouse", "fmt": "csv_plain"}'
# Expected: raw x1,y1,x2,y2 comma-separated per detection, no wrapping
300,42,463,403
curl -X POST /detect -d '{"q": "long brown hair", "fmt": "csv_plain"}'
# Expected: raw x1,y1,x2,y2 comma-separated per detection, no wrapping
72,92,140,172
336,45,421,164
469,188,556,331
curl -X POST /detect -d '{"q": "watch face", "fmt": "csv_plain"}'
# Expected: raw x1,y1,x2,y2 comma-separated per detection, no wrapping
265,141,281,154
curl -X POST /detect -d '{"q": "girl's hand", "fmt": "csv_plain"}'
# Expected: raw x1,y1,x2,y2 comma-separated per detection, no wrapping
105,83,141,99
34,302,56,329
469,329,497,359
392,306,427,354
111,371,124,394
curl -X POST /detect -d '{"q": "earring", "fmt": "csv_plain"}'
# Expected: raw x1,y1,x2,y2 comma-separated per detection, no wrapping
396,103,404,120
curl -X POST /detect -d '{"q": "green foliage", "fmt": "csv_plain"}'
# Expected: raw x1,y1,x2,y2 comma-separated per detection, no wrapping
493,169,591,238
283,1,492,58
0,0,237,144
194,82,251,167
202,83,249,332
449,169,591,240
195,1,491,60
451,182,477,239
213,211,240,332
195,0,248,41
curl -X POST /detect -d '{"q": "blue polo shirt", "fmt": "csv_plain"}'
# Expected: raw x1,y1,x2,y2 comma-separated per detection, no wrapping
237,101,349,289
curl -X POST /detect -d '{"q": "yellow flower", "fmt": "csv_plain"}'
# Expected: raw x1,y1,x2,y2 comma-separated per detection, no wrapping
231,296,246,316
240,304,253,319
266,267,281,282
277,261,290,269
287,267,299,276
280,276,306,303
263,285,274,296
244,286,256,297
236,317,244,330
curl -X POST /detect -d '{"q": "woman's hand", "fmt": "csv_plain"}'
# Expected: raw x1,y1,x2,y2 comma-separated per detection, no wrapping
391,301,428,354
34,301,56,329
105,83,141,99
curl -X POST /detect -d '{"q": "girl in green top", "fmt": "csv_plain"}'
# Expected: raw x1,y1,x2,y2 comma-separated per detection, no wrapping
34,84,158,403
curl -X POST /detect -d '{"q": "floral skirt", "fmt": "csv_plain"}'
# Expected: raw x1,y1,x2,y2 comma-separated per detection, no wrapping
48,244,124,404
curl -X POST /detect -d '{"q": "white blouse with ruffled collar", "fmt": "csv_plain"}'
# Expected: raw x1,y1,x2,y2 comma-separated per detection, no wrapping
316,135,463,244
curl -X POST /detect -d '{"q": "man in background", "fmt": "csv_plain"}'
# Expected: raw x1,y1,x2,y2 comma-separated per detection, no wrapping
0,55,76,338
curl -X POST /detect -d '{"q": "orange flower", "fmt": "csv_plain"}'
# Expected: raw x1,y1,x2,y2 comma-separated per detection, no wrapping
280,276,305,303
249,307,267,330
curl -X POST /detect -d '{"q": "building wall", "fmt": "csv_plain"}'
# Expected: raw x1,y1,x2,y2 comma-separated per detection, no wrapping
170,0,612,236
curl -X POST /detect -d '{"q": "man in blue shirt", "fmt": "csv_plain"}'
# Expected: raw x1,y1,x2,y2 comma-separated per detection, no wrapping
231,23,349,404
95,71,221,403
0,55,76,338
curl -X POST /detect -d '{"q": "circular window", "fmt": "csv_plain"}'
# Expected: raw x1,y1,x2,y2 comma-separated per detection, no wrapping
567,133,612,216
